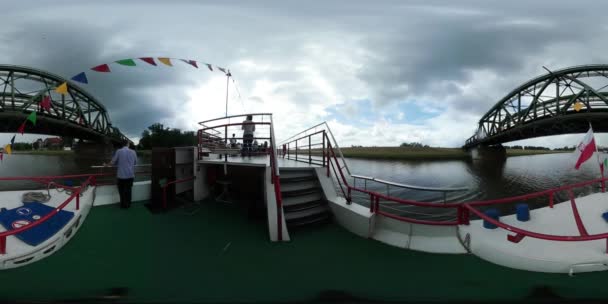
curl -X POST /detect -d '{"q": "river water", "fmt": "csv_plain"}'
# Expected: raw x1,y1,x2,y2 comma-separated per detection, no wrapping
0,152,603,209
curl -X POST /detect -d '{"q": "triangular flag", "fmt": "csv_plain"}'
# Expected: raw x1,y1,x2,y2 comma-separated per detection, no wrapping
206,64,213,71
158,57,172,66
26,112,37,125
55,82,68,95
0,151,3,161
10,135,15,145
71,72,88,84
17,121,25,135
91,64,111,72
40,95,52,112
3,144,10,155
116,59,136,66
180,59,198,68
140,57,157,66
217,67,227,73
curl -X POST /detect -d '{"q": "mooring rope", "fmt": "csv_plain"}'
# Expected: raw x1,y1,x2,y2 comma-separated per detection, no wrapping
22,191,51,203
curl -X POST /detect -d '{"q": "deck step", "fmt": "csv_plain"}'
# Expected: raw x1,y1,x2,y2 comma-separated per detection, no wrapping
284,200,326,212
286,212,331,227
280,180,319,193
285,204,329,221
282,192,323,206
280,171,317,183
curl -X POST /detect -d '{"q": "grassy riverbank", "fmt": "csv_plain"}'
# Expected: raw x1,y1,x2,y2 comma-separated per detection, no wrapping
335,147,567,161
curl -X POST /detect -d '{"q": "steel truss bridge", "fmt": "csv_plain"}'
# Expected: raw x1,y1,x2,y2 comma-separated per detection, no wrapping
465,65,608,148
0,65,128,144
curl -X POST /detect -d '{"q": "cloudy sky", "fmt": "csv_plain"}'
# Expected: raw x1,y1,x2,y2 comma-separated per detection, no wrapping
1,0,607,148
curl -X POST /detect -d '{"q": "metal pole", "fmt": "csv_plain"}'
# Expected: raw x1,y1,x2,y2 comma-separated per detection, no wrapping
308,135,311,164
322,131,326,167
225,71,230,117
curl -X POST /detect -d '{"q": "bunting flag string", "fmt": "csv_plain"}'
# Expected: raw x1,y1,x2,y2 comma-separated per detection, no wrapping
27,112,37,125
17,122,26,135
158,57,172,66
140,57,156,66
116,59,136,66
55,82,68,95
69,56,230,85
2,80,69,164
40,95,52,112
71,72,88,84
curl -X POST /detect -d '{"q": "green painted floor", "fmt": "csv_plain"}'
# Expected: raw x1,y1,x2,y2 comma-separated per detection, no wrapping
0,199,607,303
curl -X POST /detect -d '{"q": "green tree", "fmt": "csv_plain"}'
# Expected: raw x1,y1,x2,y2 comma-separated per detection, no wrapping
138,123,197,149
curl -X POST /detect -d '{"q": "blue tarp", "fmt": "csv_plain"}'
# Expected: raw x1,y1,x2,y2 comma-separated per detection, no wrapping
0,202,74,246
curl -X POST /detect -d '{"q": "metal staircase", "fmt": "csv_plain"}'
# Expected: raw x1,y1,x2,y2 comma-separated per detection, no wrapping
280,168,331,227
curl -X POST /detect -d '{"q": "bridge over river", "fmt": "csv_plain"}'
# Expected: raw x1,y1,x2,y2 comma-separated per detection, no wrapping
465,65,608,149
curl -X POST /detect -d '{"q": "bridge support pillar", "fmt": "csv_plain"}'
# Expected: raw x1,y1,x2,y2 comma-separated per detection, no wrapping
468,144,507,162
74,139,115,161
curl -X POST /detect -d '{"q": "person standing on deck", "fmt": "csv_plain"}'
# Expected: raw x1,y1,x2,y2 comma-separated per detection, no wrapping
242,115,255,156
106,140,137,209
229,133,237,148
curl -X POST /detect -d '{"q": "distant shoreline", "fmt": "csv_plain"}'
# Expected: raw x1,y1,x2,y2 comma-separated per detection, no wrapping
332,147,568,161
6,147,569,160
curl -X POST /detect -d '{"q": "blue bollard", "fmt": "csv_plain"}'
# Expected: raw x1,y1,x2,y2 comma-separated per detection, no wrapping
483,209,500,229
516,203,530,222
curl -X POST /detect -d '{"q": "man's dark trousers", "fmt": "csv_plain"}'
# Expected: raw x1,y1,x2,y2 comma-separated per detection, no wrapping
117,178,134,208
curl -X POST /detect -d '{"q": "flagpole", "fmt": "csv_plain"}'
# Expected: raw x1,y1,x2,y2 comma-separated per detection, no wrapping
225,71,230,117
591,122,605,192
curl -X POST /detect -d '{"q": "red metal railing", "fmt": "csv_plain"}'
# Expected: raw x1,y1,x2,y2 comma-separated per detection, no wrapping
286,127,608,240
324,137,608,247
0,175,95,254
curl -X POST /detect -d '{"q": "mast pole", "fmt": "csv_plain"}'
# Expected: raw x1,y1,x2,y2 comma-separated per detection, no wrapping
225,70,230,117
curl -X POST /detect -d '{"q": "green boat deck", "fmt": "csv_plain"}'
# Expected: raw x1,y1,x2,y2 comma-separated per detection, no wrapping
1,198,607,303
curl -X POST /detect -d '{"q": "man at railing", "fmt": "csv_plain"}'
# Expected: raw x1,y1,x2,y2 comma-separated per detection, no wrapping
105,140,137,209
242,114,255,156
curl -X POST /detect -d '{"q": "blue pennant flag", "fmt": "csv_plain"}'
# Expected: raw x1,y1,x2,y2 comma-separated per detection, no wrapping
71,72,88,84
10,135,15,145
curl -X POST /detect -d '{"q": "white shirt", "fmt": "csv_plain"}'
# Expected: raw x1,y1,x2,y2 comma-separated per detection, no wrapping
242,120,255,136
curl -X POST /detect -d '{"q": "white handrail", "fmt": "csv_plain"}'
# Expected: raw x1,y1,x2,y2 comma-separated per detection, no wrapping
198,113,273,125
351,174,468,192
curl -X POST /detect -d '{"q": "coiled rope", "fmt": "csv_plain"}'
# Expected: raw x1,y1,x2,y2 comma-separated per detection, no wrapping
22,191,51,203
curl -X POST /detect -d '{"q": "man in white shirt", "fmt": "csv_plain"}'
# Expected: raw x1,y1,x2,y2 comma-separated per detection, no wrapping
107,140,137,209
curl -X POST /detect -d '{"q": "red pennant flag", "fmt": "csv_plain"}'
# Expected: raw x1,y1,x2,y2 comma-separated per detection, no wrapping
91,64,111,72
180,59,198,68
17,121,26,135
40,95,52,112
0,152,3,161
139,57,157,66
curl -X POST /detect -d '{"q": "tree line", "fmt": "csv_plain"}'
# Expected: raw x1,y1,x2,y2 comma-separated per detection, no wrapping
137,123,197,149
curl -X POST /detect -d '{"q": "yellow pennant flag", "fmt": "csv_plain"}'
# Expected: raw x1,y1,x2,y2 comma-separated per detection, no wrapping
4,144,11,155
158,57,172,66
55,82,68,95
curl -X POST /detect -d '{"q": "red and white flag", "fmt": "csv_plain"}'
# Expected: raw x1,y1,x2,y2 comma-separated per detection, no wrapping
574,127,597,170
